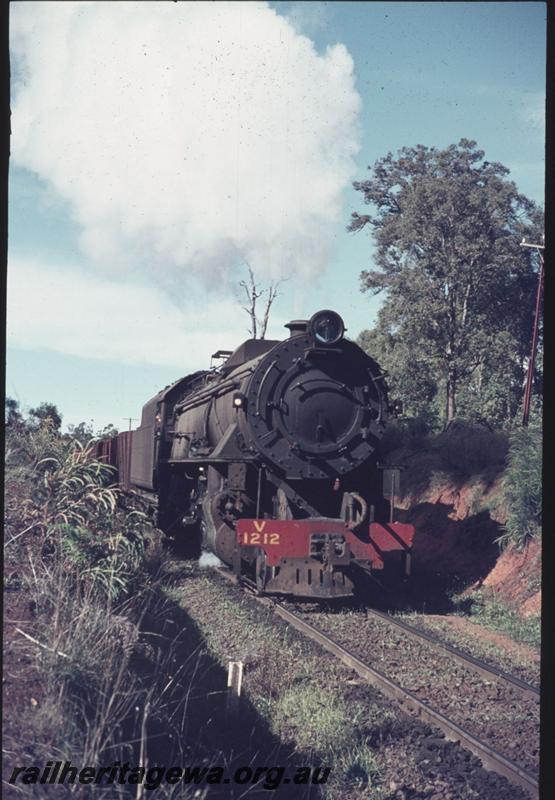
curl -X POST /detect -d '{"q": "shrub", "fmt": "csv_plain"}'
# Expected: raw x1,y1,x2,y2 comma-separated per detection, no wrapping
498,424,542,549
435,419,509,476
6,427,155,599
4,423,206,797
380,415,433,455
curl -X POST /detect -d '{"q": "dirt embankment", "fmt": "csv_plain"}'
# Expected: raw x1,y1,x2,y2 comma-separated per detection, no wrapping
481,538,541,616
389,449,541,617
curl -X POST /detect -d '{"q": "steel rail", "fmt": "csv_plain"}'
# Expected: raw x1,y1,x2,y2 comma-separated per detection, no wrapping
364,607,540,700
273,602,539,800
212,567,538,798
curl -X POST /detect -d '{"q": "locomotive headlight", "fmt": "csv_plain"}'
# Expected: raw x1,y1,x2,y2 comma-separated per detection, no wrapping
233,392,246,408
309,310,345,345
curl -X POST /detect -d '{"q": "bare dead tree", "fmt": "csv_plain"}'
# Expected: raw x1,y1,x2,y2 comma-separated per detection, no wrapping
259,281,281,339
239,267,263,339
239,264,286,339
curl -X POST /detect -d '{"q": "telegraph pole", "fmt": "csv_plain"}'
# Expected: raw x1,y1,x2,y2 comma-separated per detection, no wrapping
520,237,545,426
122,417,139,432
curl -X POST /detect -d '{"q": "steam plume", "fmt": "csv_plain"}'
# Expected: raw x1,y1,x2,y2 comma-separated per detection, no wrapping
11,1,361,287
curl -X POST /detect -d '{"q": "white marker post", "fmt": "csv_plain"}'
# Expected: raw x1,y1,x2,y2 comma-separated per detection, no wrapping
226,660,243,716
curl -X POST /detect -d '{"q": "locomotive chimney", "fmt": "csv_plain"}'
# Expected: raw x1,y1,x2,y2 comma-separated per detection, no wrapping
284,319,309,337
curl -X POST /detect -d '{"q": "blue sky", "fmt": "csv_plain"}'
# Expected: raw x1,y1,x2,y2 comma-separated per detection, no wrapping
7,1,546,431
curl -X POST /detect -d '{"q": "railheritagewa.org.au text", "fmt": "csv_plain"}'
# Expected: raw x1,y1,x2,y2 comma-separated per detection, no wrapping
8,761,332,791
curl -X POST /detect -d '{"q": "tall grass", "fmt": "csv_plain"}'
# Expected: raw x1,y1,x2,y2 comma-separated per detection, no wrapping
498,424,542,550
6,429,153,598
452,589,541,647
4,423,200,797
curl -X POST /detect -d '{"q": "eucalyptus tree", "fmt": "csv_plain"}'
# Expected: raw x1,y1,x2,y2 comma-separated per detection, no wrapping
350,139,543,425
29,402,63,431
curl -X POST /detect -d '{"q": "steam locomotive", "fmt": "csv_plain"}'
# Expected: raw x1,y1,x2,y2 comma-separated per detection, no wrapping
99,310,414,598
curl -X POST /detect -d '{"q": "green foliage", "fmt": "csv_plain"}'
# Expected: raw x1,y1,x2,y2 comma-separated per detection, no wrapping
335,741,379,792
5,396,24,427
351,139,543,426
29,401,63,431
6,399,119,445
6,533,191,793
499,424,542,549
4,414,218,797
6,421,153,600
67,421,119,443
56,522,147,599
380,416,434,455
96,422,119,438
381,417,507,479
435,420,508,476
358,329,439,424
274,683,353,754
66,420,95,443
454,589,540,648
30,442,117,526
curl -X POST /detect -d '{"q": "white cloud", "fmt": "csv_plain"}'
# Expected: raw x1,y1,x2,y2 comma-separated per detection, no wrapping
10,1,361,286
7,257,287,369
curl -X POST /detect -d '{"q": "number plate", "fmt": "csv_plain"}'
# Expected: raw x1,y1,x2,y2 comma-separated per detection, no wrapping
239,531,280,544
236,518,415,569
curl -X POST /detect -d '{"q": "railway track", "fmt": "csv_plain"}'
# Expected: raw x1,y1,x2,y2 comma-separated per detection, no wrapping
275,603,538,800
354,606,539,699
217,567,539,799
